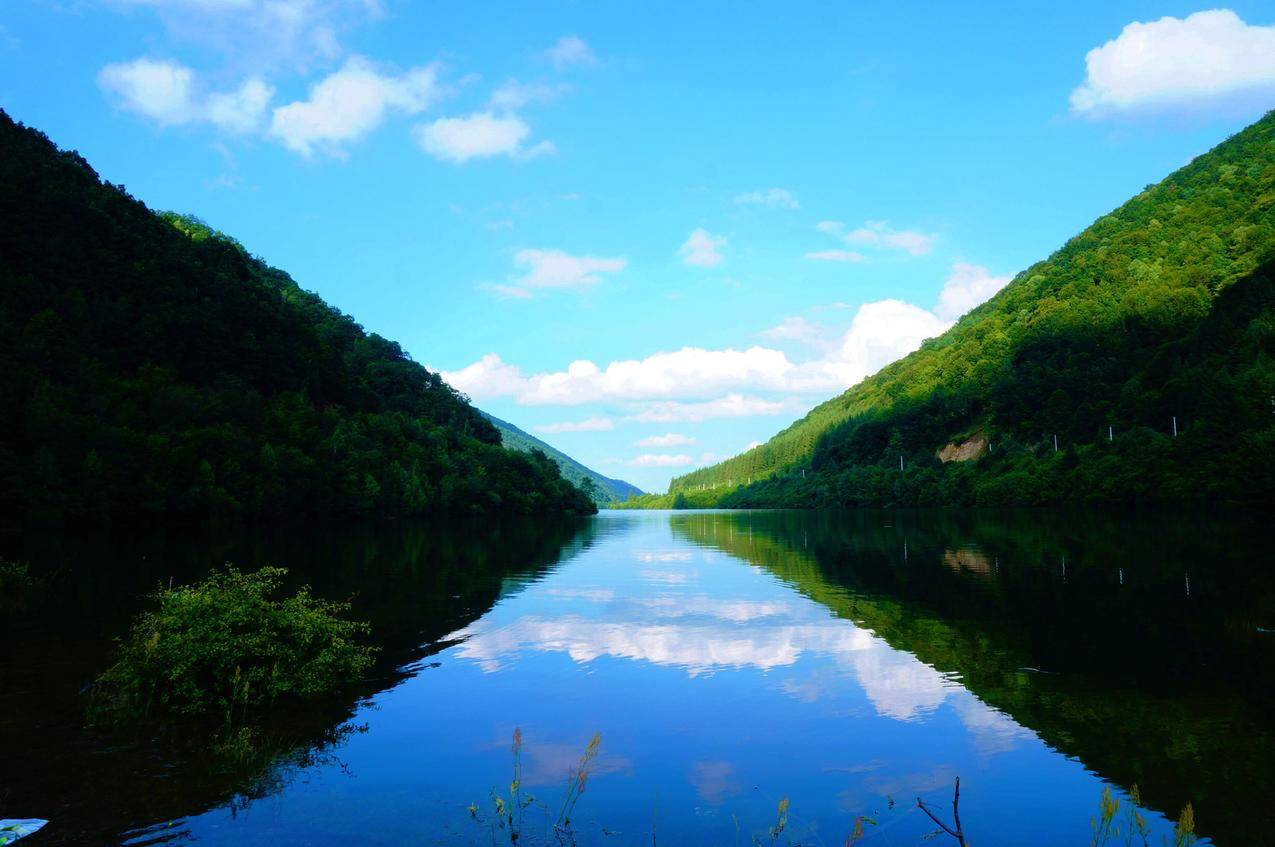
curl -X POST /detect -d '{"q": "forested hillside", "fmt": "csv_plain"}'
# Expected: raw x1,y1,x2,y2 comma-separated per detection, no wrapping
0,110,595,525
643,109,1275,508
482,412,643,505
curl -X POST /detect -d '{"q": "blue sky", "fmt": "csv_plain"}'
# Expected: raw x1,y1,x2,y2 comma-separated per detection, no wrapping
3,2,1274,491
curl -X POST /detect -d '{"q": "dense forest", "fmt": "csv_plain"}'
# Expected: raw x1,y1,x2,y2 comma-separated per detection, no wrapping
628,109,1275,509
0,110,595,525
482,412,644,505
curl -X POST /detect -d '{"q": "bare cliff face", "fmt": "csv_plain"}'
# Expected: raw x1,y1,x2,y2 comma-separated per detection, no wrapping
937,431,988,463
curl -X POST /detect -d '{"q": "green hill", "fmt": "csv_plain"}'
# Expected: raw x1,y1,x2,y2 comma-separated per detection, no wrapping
0,109,595,524
481,412,643,505
641,110,1275,508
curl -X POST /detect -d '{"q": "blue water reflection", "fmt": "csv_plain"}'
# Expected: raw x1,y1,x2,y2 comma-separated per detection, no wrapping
148,510,1216,846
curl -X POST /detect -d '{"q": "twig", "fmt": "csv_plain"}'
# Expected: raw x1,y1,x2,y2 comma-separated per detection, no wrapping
916,778,966,847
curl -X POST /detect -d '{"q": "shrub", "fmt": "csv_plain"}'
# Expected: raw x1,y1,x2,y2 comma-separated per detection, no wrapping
93,566,375,722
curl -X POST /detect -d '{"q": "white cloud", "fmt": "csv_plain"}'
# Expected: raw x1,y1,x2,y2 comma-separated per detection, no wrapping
414,111,551,163
933,262,1012,321
628,453,696,468
843,220,936,256
269,56,442,156
440,353,526,399
805,250,865,262
680,228,726,267
489,79,565,110
790,299,951,392
207,77,274,133
520,347,794,405
99,58,197,125
100,58,273,134
734,188,799,209
816,220,844,235
1071,9,1275,117
489,249,626,299
546,35,596,69
636,433,696,447
744,441,763,451
536,417,614,434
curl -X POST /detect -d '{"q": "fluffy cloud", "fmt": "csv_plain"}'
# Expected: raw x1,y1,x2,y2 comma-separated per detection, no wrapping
1071,10,1275,117
414,111,554,164
636,433,696,447
537,417,614,433
679,228,726,267
816,220,844,235
843,220,935,256
546,35,597,69
805,249,865,262
488,249,626,299
735,188,799,209
207,77,274,133
933,262,1012,321
628,453,695,468
100,58,197,125
100,58,273,133
270,56,442,156
790,299,951,392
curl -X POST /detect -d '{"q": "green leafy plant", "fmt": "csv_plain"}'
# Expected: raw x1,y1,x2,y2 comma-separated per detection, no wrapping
91,565,375,723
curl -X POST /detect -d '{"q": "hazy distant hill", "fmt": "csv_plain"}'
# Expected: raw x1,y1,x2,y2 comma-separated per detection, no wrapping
0,109,596,524
630,109,1275,509
482,412,643,505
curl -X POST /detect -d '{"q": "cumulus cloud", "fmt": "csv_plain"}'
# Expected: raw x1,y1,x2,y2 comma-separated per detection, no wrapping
489,249,626,299
100,58,197,125
679,228,726,267
934,262,1012,321
805,249,865,262
735,188,799,209
537,417,614,433
444,264,1007,431
636,433,696,447
843,220,936,256
1071,9,1275,117
414,111,553,163
270,56,442,156
546,35,597,69
816,220,844,235
100,58,274,134
628,453,695,468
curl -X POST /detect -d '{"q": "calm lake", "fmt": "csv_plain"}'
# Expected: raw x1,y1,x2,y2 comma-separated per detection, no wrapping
2,509,1273,846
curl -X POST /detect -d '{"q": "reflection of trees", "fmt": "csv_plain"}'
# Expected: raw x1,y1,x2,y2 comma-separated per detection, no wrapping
0,516,593,846
670,508,1275,847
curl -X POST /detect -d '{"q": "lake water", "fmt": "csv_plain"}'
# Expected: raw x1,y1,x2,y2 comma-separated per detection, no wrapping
3,509,1273,846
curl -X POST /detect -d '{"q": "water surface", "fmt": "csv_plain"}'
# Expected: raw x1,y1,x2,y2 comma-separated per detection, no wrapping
2,509,1272,846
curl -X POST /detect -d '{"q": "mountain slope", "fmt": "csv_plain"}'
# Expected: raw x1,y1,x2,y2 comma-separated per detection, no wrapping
0,110,595,524
658,110,1275,508
481,412,643,505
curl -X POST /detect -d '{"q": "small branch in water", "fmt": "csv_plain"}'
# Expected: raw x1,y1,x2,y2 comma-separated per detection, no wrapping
917,777,967,847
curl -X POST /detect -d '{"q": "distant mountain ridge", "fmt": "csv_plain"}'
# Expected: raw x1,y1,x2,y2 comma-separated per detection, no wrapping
627,109,1275,508
481,412,643,505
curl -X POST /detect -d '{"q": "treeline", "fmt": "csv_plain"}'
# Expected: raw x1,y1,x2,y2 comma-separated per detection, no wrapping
654,109,1275,508
0,110,595,525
